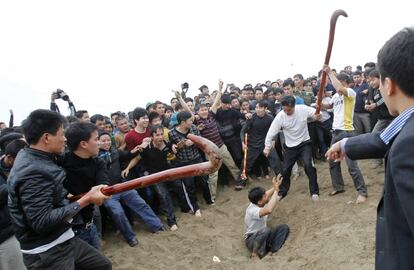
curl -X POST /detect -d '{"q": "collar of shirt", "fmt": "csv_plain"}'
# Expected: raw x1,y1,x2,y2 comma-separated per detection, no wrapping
380,105,414,145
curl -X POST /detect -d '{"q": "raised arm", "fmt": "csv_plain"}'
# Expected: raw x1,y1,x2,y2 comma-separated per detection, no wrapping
210,79,224,114
323,64,348,96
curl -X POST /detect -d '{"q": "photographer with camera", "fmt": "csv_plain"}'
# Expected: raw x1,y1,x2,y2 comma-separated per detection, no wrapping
50,89,76,116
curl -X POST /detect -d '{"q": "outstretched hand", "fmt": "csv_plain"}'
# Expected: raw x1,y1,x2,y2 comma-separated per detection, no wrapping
325,141,346,162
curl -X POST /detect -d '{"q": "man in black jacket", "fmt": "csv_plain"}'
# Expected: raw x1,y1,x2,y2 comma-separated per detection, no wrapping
62,122,110,250
0,139,27,270
7,109,111,270
326,27,414,270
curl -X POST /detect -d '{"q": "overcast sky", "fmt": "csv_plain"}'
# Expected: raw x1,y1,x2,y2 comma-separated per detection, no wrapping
0,0,412,124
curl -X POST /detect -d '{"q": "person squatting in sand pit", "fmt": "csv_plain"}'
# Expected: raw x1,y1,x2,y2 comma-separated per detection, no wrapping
244,174,289,259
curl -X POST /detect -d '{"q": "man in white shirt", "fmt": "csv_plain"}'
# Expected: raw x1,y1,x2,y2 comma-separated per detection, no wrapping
263,95,321,200
244,175,289,259
322,65,367,203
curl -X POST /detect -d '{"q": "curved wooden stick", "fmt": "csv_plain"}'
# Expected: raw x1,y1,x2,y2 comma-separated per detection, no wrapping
315,9,348,114
69,134,222,201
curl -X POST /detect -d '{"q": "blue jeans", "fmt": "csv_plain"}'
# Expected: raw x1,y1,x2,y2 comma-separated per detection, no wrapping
104,190,163,243
73,223,100,250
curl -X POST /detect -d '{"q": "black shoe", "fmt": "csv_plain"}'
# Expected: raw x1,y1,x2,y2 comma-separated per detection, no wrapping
235,180,247,190
128,237,139,247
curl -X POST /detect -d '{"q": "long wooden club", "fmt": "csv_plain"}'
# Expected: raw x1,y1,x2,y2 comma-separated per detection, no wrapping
69,134,222,201
315,9,348,114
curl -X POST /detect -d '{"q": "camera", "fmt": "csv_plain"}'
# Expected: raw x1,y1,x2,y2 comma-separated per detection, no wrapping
54,89,69,101
181,82,189,90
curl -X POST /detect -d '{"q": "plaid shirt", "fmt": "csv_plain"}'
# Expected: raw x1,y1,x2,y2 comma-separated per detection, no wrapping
168,125,201,162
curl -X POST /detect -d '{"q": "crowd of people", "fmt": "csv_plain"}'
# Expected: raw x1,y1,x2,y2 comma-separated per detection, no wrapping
1,26,412,270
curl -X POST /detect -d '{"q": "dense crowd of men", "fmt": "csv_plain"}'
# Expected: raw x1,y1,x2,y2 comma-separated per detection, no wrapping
1,26,410,268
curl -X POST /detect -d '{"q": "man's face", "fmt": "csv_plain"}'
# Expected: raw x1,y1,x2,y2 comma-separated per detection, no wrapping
111,115,118,125
311,79,317,88
255,104,266,117
81,112,90,123
379,77,397,116
152,129,164,144
241,90,250,100
275,92,282,101
353,74,362,85
171,99,178,110
0,123,6,130
156,104,165,116
369,76,380,89
241,101,249,112
257,194,268,207
99,134,112,151
271,82,279,88
117,119,130,133
104,123,113,133
182,118,193,129
266,92,275,101
201,87,209,95
221,102,231,111
283,105,295,116
95,119,105,130
135,115,149,129
198,106,209,119
248,90,254,100
83,130,100,157
283,85,293,96
49,126,66,154
150,117,162,126
165,110,173,119
293,76,304,89
304,82,313,92
231,99,240,109
186,101,194,112
255,91,264,101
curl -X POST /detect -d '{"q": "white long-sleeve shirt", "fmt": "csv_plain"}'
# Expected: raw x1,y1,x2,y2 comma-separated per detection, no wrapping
264,105,316,148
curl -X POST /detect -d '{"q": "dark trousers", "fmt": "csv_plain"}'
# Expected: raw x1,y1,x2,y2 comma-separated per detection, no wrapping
172,157,213,213
245,224,289,258
280,141,319,198
22,237,111,270
223,137,243,168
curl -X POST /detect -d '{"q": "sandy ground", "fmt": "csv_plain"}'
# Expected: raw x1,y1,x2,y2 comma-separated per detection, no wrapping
102,159,384,270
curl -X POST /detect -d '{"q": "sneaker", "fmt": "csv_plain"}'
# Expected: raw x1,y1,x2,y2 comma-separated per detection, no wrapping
128,237,139,247
170,224,178,231
311,194,319,202
195,209,202,217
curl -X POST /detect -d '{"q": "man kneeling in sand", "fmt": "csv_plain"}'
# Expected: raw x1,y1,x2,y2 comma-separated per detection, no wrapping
244,174,289,259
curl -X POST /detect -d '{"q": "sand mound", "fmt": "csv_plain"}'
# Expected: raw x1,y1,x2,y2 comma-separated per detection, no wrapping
103,160,383,270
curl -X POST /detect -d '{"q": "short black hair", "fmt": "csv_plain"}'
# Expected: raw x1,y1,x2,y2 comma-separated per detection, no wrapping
66,115,79,123
248,187,266,204
132,107,148,122
281,95,296,107
110,111,122,118
377,27,414,97
0,132,24,153
221,94,232,104
353,70,362,76
65,122,98,151
98,131,111,139
90,114,104,124
184,97,194,103
368,69,380,79
148,111,160,123
257,100,268,108
4,139,27,158
294,74,304,80
337,73,352,84
21,109,66,145
176,111,193,124
150,125,164,136
282,79,294,88
75,110,88,119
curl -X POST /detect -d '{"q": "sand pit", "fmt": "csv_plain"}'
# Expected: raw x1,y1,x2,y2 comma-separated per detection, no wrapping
102,160,383,270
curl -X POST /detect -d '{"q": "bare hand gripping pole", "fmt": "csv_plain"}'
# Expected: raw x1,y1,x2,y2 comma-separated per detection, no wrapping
315,9,348,114
69,134,222,201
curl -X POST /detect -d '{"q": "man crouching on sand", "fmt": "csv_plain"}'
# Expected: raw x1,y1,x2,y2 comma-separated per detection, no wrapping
244,174,289,259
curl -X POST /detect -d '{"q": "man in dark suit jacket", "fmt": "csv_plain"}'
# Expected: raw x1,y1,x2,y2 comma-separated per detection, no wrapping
326,27,414,270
